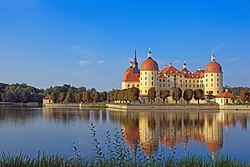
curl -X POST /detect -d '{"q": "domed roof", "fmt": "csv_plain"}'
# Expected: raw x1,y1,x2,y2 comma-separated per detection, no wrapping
141,51,158,71
204,54,222,73
122,67,140,82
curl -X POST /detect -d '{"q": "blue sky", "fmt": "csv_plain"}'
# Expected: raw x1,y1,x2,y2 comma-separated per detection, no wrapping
0,0,250,91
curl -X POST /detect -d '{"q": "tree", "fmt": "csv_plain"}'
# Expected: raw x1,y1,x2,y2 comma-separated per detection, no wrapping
240,90,247,104
64,93,75,103
183,89,193,104
82,91,91,103
1,83,42,103
108,90,115,102
51,92,58,103
206,91,214,101
101,91,107,102
0,83,7,102
194,89,204,104
128,87,140,103
231,92,237,104
114,90,120,101
92,91,101,103
58,92,66,103
160,89,170,104
172,87,182,104
75,93,82,103
148,87,156,103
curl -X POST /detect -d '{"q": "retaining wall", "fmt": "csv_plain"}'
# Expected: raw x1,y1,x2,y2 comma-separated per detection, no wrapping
106,103,219,111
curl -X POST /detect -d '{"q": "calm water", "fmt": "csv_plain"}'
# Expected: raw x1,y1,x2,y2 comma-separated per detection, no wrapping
0,106,250,160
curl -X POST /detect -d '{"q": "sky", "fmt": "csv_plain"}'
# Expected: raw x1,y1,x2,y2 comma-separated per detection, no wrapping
0,0,250,91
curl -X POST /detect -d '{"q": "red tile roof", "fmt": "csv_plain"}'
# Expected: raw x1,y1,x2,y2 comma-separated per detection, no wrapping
187,69,204,78
122,67,140,82
43,96,52,100
216,92,233,98
180,68,190,75
205,61,222,73
141,57,159,71
159,65,181,77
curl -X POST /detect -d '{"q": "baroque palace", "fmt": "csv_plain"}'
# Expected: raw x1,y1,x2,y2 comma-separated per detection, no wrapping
122,49,223,97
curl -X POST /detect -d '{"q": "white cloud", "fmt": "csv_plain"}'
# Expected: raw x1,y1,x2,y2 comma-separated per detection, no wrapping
228,58,240,62
74,71,94,74
97,60,104,64
78,60,92,65
71,45,94,57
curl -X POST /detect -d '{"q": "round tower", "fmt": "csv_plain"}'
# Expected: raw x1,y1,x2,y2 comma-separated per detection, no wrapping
140,49,159,96
204,54,223,96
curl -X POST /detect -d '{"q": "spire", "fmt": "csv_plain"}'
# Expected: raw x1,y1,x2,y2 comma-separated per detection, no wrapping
134,48,137,61
211,53,216,62
183,61,187,69
148,48,152,58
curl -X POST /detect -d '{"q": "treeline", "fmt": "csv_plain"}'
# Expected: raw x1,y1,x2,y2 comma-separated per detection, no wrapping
0,83,42,103
0,83,99,103
224,86,250,96
0,82,249,104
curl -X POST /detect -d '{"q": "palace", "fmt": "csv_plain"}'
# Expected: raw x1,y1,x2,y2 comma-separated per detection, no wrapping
122,49,223,97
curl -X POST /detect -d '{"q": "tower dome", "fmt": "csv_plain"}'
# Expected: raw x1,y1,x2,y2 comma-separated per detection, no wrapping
205,54,222,73
141,50,158,71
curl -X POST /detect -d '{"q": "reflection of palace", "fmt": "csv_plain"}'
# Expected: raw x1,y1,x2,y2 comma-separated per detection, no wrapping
111,111,249,156
42,108,249,156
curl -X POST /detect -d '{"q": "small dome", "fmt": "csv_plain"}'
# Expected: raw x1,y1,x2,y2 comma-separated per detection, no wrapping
205,54,222,73
205,62,222,73
141,57,158,71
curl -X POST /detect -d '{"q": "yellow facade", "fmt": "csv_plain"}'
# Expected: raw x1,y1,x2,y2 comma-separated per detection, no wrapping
204,72,223,95
140,70,159,96
122,81,140,90
122,51,223,97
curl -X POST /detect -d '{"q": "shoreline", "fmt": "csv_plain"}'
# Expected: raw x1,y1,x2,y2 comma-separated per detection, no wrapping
42,103,250,112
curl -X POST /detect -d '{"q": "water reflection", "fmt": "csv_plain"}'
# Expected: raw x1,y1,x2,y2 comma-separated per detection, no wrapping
42,108,249,157
0,106,41,125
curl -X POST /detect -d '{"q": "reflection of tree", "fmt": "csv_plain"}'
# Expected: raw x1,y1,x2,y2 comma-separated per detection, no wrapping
240,115,247,130
0,106,41,125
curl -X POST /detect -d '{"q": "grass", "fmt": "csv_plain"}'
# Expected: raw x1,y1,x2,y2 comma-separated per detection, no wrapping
1,123,249,167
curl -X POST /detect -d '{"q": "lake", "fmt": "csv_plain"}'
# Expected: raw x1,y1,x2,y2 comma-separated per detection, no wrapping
0,106,250,160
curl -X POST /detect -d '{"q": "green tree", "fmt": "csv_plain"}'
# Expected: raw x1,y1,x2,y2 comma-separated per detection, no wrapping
148,87,156,103
160,89,170,104
183,89,193,104
0,83,8,102
240,90,247,104
58,92,66,103
194,89,204,104
92,91,101,103
231,92,237,104
1,83,42,103
172,87,182,104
